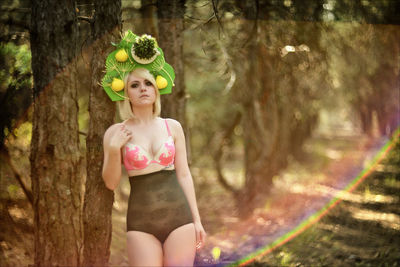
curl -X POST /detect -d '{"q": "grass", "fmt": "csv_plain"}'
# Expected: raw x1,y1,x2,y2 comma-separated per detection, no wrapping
248,137,400,267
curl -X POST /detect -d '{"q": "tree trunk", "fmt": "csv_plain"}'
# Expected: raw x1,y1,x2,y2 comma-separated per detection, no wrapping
30,1,83,266
232,1,325,219
157,0,186,123
231,13,282,218
82,1,122,266
141,0,158,37
157,0,190,161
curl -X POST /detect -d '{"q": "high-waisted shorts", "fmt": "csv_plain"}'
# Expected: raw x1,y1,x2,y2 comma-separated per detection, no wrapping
127,169,193,244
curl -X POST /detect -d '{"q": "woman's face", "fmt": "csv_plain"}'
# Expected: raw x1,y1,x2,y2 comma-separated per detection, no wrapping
126,72,156,107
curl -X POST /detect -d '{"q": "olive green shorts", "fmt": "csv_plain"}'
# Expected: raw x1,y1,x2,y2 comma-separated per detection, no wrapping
127,169,193,243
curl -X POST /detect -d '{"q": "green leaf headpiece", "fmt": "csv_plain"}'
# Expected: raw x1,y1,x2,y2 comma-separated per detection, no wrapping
102,30,175,101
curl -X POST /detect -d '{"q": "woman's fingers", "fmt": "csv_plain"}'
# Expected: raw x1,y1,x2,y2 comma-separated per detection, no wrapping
195,225,207,250
195,229,201,249
201,229,206,243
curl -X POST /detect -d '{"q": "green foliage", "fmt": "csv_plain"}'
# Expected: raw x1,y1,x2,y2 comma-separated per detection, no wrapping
133,36,157,59
0,42,32,145
7,184,19,198
0,42,32,91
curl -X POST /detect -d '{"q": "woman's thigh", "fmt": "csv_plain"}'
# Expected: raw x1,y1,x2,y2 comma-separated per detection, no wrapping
127,230,163,267
162,223,196,267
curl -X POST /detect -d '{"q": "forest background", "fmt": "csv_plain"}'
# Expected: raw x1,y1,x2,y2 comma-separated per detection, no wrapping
0,0,399,266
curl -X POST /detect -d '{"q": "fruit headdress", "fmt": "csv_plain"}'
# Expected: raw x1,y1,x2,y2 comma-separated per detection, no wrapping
102,30,175,101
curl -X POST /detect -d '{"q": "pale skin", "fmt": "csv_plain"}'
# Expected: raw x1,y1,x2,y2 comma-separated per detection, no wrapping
102,71,206,266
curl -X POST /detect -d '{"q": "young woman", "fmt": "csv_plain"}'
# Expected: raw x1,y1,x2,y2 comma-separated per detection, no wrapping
101,32,206,266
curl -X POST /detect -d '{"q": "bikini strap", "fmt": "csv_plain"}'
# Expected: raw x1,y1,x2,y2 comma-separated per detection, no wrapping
164,119,172,136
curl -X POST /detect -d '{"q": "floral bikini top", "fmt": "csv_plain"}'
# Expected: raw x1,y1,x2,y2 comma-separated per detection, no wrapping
123,119,175,171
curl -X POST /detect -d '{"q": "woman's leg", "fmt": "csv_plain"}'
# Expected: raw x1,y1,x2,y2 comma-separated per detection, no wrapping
127,231,163,267
162,223,196,266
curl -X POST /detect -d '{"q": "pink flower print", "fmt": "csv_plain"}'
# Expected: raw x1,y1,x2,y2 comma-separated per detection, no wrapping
158,142,175,165
124,146,149,170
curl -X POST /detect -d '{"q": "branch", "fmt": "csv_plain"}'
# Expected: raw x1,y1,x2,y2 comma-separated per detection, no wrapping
241,0,259,49
211,0,225,38
1,146,33,206
213,111,242,194
217,39,236,94
77,16,93,24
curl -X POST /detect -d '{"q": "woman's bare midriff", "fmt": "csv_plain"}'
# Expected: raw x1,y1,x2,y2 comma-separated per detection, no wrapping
126,164,175,177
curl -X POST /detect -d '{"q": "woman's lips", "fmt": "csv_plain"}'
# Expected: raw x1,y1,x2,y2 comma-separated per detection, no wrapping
140,95,149,98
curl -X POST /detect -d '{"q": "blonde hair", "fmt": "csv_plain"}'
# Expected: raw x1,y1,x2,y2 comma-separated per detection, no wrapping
117,68,161,120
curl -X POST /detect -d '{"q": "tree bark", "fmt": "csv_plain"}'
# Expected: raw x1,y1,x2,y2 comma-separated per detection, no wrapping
82,1,122,266
30,1,82,266
156,1,192,160
157,0,186,124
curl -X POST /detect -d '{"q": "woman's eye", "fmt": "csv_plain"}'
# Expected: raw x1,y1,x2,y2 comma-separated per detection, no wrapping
146,81,153,86
130,83,138,88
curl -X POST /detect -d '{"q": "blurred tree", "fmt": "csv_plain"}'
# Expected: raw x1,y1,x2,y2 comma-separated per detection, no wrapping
185,0,398,219
29,0,82,265
82,0,122,266
0,0,30,43
202,0,326,218
141,0,158,37
327,23,399,137
157,0,188,131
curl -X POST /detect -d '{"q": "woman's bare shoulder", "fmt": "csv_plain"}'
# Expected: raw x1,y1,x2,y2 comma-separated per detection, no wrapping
163,118,184,138
164,118,182,129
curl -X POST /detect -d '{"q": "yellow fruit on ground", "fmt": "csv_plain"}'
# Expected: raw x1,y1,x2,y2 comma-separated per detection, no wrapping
212,247,221,260
111,78,124,91
156,75,168,89
115,49,128,62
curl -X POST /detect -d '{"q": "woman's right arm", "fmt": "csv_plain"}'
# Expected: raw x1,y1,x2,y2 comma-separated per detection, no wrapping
102,124,131,190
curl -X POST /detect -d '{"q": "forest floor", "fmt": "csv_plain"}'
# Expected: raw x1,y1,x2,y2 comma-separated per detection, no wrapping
247,136,400,267
0,131,398,267
188,134,400,267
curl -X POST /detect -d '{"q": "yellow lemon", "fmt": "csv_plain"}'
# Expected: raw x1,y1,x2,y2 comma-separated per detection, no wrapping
156,75,168,89
115,49,128,62
212,247,221,260
111,78,124,91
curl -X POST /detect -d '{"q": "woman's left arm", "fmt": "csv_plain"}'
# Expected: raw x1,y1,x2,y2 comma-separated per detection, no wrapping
170,119,207,250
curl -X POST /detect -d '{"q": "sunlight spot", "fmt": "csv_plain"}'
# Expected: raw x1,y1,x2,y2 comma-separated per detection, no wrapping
8,206,27,220
280,45,295,57
323,3,334,11
224,12,234,19
375,163,400,174
284,45,295,52
285,183,399,206
283,0,292,7
256,217,271,226
298,44,310,52
332,77,340,88
219,239,235,249
223,216,239,223
325,148,342,159
349,206,400,230
113,200,122,211
322,12,335,21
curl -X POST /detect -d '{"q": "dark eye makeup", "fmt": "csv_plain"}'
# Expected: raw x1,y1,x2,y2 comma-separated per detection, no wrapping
129,80,153,88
